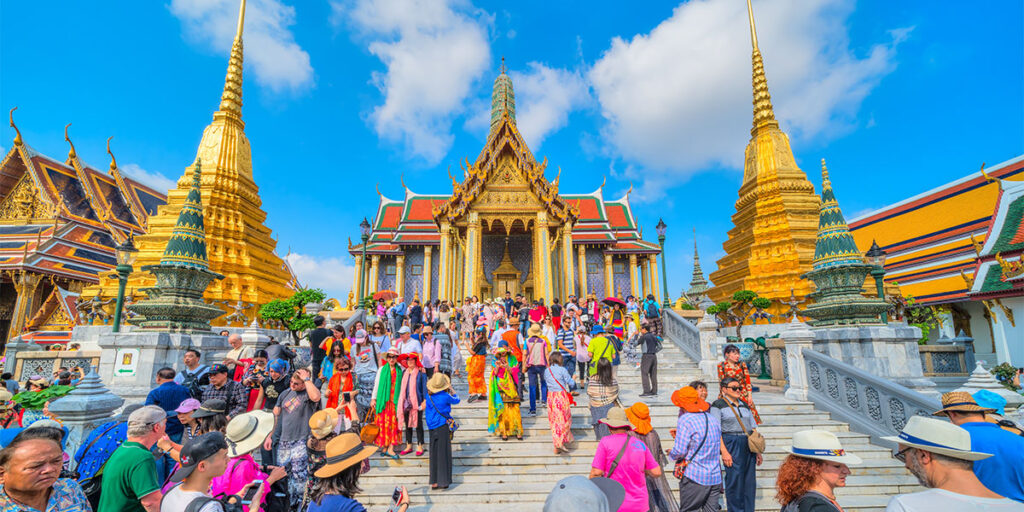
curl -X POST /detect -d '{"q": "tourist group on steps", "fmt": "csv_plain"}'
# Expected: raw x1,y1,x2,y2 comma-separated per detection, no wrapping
0,294,1021,512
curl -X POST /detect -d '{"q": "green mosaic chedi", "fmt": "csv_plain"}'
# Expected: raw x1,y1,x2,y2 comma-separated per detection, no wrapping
489,63,516,133
801,159,888,326
129,159,225,332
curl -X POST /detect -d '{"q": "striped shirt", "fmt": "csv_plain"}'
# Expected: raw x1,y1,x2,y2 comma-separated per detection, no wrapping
668,411,723,486
555,328,575,356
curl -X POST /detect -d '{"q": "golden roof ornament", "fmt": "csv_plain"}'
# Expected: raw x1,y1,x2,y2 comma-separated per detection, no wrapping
9,107,22,146
218,0,246,118
106,136,118,171
747,0,778,135
64,123,78,161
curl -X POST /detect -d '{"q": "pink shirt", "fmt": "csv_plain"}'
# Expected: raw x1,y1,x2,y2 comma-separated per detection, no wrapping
421,338,441,368
210,454,270,508
591,433,659,512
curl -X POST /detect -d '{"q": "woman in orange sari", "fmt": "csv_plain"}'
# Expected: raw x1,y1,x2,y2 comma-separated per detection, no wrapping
370,348,404,459
467,330,489,402
717,343,761,423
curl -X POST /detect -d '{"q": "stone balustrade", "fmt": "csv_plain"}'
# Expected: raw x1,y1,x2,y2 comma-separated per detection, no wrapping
918,344,969,377
10,350,101,381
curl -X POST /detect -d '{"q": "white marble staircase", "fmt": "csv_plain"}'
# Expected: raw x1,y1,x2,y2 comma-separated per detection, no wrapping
357,340,918,511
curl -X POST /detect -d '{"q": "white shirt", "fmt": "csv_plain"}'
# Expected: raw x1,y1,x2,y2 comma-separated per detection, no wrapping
398,338,422,355
161,485,224,512
490,327,510,349
886,489,1024,512
542,326,556,346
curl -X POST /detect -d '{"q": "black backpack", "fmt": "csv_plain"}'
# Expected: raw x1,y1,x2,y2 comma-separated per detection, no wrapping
181,366,208,399
645,301,659,319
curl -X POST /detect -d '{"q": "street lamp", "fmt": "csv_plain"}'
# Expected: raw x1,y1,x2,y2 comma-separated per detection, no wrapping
111,235,138,332
358,218,371,304
656,218,670,308
865,239,888,324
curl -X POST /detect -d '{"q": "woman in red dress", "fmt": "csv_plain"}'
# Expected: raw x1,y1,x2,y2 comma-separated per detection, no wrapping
717,343,762,424
370,348,404,459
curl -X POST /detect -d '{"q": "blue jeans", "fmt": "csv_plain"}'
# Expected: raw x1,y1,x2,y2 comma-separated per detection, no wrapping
562,354,577,379
527,366,548,413
519,320,529,338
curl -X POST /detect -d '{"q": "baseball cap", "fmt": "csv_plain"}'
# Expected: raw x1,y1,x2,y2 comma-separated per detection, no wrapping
210,363,230,374
127,405,168,430
543,476,624,512
192,399,228,419
174,398,202,414
169,432,228,482
398,326,411,335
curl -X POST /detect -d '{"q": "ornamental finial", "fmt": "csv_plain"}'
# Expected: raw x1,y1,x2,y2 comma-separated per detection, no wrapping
9,107,22,146
747,0,777,134
106,136,118,172
820,158,831,190
218,0,246,117
64,123,77,160
746,0,759,51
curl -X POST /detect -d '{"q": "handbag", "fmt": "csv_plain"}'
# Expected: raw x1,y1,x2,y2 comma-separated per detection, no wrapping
727,399,766,454
359,409,380,444
673,413,709,479
426,392,459,439
546,367,576,406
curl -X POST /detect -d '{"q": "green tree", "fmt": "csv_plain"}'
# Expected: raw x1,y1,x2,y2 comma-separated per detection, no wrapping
707,290,773,340
259,288,327,343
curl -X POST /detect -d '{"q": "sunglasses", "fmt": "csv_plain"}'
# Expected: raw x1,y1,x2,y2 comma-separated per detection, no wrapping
340,367,351,371
726,386,742,391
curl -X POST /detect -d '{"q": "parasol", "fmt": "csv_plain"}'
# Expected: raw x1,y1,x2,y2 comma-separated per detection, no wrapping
602,296,626,307
373,290,399,301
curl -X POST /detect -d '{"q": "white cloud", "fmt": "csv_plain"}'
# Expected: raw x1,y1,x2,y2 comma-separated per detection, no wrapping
170,0,313,93
510,63,590,149
589,0,908,179
332,0,492,164
286,252,356,302
120,163,177,193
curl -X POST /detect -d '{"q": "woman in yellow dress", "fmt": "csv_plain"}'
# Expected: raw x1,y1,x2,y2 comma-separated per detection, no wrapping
487,348,523,441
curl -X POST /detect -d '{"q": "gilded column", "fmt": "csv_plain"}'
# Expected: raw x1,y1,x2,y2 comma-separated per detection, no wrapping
562,224,575,298
577,245,588,299
437,222,450,300
604,253,613,298
464,213,480,298
629,254,639,298
369,255,380,294
536,212,553,301
641,255,650,297
423,246,433,301
396,253,406,298
352,254,363,298
645,256,654,297
651,253,661,303
7,272,43,337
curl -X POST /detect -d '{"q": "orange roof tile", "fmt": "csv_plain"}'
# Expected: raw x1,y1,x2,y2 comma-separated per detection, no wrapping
605,204,629,229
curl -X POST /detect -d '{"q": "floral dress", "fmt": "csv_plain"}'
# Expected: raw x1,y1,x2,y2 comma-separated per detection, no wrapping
718,360,762,424
488,366,522,438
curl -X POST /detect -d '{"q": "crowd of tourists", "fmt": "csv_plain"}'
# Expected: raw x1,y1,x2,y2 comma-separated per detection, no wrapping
0,292,1022,512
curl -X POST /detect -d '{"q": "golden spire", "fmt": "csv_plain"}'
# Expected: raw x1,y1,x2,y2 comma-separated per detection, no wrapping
218,0,246,118
106,136,118,172
9,107,22,146
821,158,831,189
747,0,778,135
64,123,77,160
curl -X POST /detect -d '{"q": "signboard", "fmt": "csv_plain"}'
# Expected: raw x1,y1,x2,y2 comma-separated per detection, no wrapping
114,348,140,377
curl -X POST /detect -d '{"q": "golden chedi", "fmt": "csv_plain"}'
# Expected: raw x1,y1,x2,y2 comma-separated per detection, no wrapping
82,0,293,319
708,0,820,312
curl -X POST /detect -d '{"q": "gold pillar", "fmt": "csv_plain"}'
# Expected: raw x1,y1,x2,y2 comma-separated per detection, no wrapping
7,272,43,338
396,253,406,298
645,256,654,298
438,222,450,300
369,255,380,294
536,212,553,301
641,255,650,297
604,253,613,298
464,213,480,298
577,245,588,299
629,254,639,298
562,224,575,299
423,246,433,301
651,253,661,303
352,254,363,298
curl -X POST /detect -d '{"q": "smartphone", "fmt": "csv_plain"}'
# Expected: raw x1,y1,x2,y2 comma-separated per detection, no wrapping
241,480,263,504
343,392,352,402
391,486,402,503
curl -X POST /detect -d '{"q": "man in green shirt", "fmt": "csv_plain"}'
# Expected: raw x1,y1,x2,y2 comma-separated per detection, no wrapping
587,324,618,377
99,405,166,512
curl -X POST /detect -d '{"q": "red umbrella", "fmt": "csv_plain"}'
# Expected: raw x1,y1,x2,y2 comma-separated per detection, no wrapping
373,290,399,301
602,296,626,307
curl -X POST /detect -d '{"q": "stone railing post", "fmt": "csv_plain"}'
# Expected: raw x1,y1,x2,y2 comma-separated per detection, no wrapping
48,369,124,462
784,319,815,401
767,338,786,386
697,312,719,377
240,318,269,349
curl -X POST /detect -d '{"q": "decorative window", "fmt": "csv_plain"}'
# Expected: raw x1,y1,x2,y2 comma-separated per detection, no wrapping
613,262,625,274
587,263,599,274
411,265,423,276
385,265,396,276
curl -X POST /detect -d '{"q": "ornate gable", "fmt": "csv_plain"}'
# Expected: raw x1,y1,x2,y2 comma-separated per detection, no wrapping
0,172,55,222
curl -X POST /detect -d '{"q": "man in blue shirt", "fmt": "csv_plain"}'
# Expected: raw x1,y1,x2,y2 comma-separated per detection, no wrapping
145,367,190,442
935,391,1024,502
394,297,408,333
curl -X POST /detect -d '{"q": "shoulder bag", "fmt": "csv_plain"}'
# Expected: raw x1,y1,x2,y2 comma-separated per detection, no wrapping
426,392,459,439
359,409,380,444
545,367,577,406
727,399,765,454
673,413,709,479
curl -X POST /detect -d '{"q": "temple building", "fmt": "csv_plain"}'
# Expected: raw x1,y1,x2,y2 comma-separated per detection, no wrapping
81,0,298,322
707,0,820,313
350,68,663,303
0,112,167,347
850,155,1024,365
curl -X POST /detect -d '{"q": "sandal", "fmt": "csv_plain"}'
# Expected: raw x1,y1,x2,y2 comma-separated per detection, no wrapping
416,449,424,456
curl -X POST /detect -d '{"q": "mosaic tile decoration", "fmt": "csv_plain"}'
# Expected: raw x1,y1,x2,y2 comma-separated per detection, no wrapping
613,255,631,298
404,248,424,301
430,249,441,302
482,235,533,287
586,248,605,297
378,255,396,293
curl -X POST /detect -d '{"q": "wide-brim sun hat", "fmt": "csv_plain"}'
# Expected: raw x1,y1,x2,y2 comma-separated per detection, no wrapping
598,407,632,430
314,432,379,479
427,372,451,394
972,390,1007,416
528,324,542,337
191,399,228,419
932,391,996,416
625,403,653,435
671,386,710,413
786,430,862,464
309,409,340,439
881,416,993,461
224,410,275,457
590,324,605,336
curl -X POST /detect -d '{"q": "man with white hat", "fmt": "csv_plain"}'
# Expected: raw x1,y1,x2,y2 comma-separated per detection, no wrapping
883,416,1018,511
395,326,422,356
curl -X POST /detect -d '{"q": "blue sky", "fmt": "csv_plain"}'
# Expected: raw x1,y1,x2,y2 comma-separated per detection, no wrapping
2,0,1021,301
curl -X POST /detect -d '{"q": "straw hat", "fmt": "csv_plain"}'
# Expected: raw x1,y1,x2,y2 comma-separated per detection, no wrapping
309,409,340,439
671,386,710,413
224,410,275,457
421,326,433,335
786,430,863,464
528,324,542,337
625,403,652,435
882,416,993,461
598,407,632,430
0,390,13,403
932,391,995,416
313,433,379,478
428,372,451,394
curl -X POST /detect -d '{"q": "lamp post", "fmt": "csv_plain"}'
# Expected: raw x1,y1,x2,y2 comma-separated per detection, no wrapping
358,218,371,304
866,239,888,324
656,219,670,308
111,236,138,333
